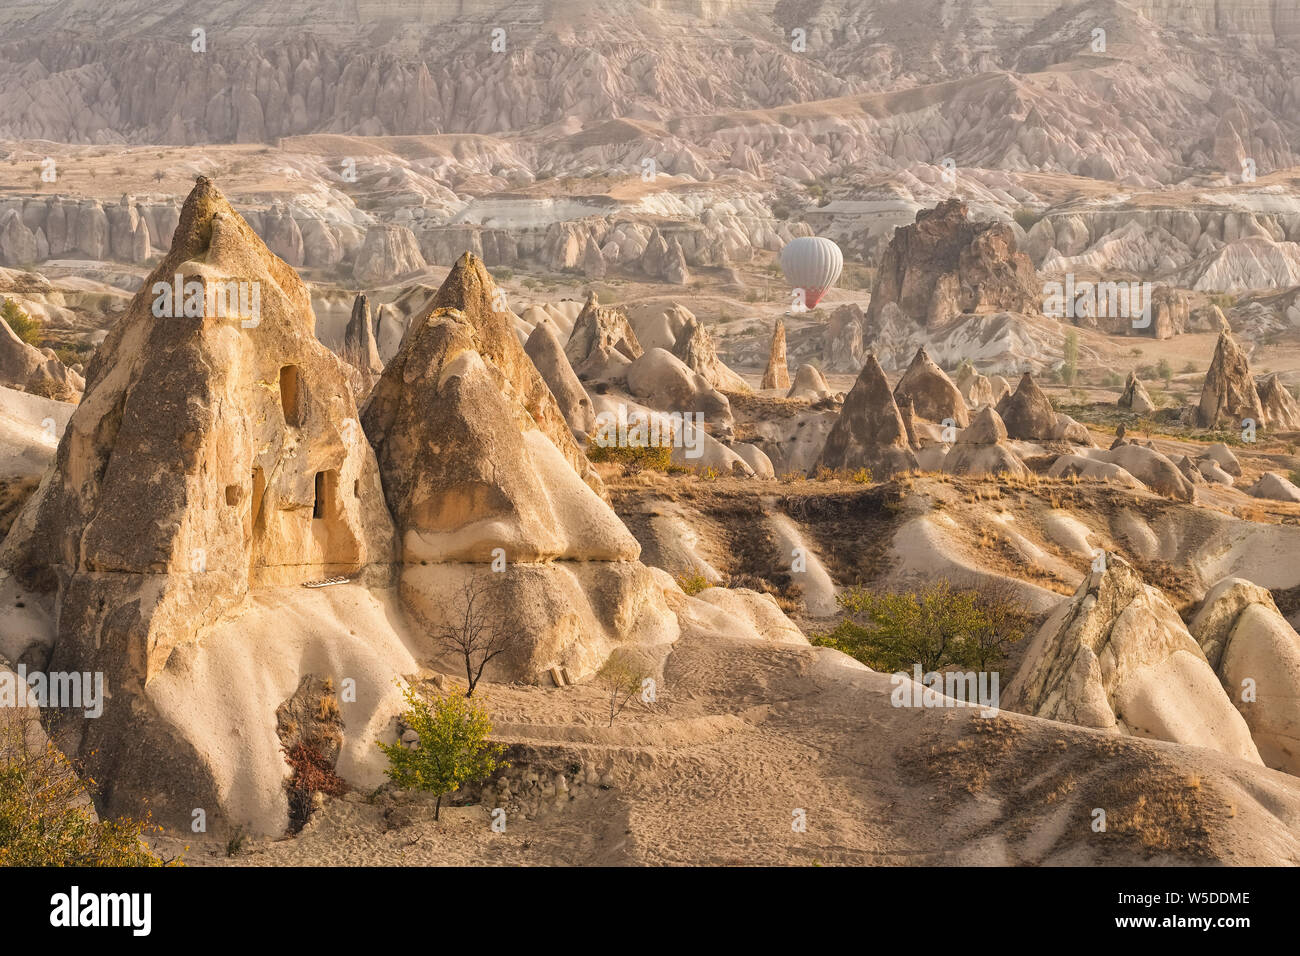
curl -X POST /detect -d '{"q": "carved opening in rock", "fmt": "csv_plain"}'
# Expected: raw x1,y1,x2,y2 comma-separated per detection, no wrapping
251,466,267,532
313,470,338,521
279,365,302,427
224,484,240,506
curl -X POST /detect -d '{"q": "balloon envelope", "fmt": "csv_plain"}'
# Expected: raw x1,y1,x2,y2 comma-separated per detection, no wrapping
780,237,843,308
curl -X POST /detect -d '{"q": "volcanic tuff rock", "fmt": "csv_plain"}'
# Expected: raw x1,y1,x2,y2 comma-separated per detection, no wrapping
867,199,1039,330
815,353,918,478
996,372,1058,441
361,290,679,685
761,319,790,390
1196,330,1265,429
1191,579,1300,775
942,405,1028,477
1117,371,1155,414
787,363,833,402
0,177,399,828
0,317,84,399
524,318,596,439
565,292,643,383
353,223,427,285
425,254,603,495
343,293,383,375
1004,555,1261,765
892,347,969,427
1256,373,1300,430
625,348,733,429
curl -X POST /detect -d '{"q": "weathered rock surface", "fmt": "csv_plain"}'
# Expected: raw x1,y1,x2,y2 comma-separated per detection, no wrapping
868,199,1039,330
1196,331,1264,429
815,353,918,478
1117,372,1155,414
892,346,969,427
1005,555,1262,765
524,318,596,439
565,293,643,383
761,320,790,390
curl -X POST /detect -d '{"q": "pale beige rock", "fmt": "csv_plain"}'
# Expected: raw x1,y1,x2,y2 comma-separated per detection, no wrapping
786,363,833,402
815,353,918,478
893,347,969,426
525,318,596,438
1005,555,1262,765
1196,330,1264,429
1118,371,1155,414
761,319,790,390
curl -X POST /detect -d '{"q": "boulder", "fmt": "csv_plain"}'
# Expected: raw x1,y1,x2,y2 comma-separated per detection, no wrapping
1117,372,1155,414
953,362,994,407
1204,442,1242,476
625,347,733,428
787,363,833,402
1248,472,1300,503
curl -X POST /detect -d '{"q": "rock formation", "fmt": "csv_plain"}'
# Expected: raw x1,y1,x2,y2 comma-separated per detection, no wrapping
0,177,401,831
343,293,384,375
1248,472,1300,502
815,353,918,478
0,316,84,400
1005,555,1261,764
892,347,969,426
1191,579,1300,774
1256,374,1300,430
942,406,1028,477
953,362,994,408
867,199,1039,329
1117,371,1155,414
625,348,732,430
996,372,1058,441
564,292,643,382
787,363,833,402
353,224,427,285
524,319,596,439
761,319,790,390
361,292,679,687
1196,330,1264,429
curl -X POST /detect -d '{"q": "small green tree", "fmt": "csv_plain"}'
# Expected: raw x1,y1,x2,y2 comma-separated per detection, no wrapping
1060,330,1079,386
811,580,1025,673
377,686,507,820
0,712,171,866
1157,358,1173,387
596,652,649,727
1,299,41,346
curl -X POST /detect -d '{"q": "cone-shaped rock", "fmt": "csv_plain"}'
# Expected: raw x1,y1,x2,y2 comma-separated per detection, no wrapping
525,318,596,438
422,253,602,494
0,176,400,829
1256,373,1300,430
760,319,790,390
996,372,1057,440
1117,371,1154,414
1196,330,1264,428
362,304,678,685
344,292,384,375
893,346,969,426
1005,554,1261,764
815,353,918,477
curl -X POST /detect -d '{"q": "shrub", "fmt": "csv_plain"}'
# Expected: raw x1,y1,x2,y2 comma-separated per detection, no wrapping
587,442,674,472
595,653,650,727
1060,330,1079,386
1012,207,1040,231
0,712,171,866
810,579,1027,672
1,299,41,345
675,571,711,595
377,687,506,820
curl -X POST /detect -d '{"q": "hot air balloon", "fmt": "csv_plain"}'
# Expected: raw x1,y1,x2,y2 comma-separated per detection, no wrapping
780,236,842,310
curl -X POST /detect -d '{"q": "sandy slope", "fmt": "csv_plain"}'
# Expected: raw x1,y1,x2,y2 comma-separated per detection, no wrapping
157,617,1300,867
